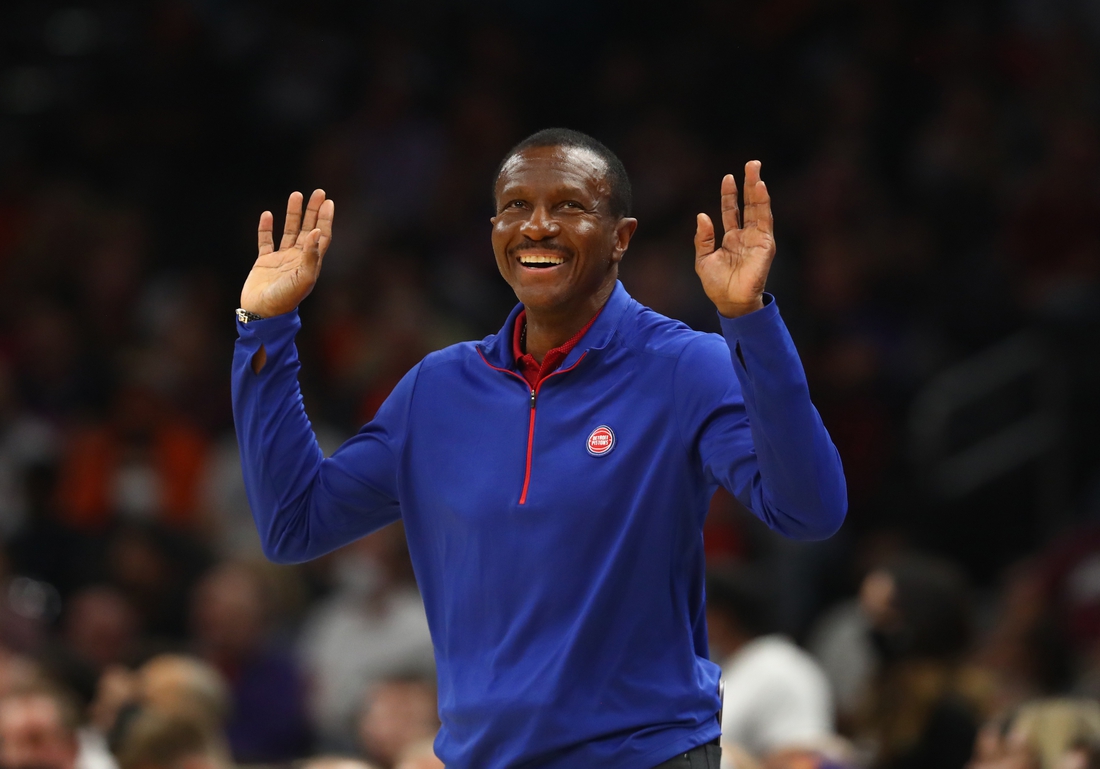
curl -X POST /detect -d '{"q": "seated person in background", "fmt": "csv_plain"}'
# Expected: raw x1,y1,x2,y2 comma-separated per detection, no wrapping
393,740,444,769
114,710,226,769
296,756,380,769
91,654,230,757
0,684,81,769
299,527,434,752
190,561,312,763
357,675,439,769
968,698,1100,769
706,568,836,761
856,554,988,769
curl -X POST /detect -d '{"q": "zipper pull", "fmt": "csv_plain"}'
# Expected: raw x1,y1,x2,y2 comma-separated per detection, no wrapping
530,389,536,408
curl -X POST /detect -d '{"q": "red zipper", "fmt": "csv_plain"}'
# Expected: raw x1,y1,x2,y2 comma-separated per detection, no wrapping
477,348,588,505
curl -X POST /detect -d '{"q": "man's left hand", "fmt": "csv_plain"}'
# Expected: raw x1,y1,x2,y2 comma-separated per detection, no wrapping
694,160,775,318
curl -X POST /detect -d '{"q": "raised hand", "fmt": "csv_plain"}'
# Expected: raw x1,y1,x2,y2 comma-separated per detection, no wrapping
240,189,335,318
693,161,775,318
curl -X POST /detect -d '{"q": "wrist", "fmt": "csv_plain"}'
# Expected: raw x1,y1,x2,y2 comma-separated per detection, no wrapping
716,297,765,318
236,308,266,323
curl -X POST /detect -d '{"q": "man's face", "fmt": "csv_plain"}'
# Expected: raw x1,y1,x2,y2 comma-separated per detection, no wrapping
491,145,636,314
0,696,77,769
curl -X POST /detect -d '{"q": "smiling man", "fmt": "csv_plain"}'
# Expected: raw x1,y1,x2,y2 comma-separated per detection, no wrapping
231,128,847,769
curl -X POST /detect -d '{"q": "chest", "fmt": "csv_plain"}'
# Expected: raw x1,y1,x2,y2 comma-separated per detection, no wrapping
399,355,683,520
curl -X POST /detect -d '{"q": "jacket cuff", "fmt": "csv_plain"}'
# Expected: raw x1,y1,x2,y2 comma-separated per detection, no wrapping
235,308,302,343
717,292,779,344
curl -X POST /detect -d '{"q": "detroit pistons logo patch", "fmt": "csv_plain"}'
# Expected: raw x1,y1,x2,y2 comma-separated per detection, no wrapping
586,425,616,456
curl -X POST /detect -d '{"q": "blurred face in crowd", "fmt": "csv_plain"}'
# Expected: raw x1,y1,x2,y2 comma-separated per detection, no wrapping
491,145,636,316
63,586,139,670
190,565,265,662
0,694,77,769
859,568,898,631
358,680,439,768
139,655,229,730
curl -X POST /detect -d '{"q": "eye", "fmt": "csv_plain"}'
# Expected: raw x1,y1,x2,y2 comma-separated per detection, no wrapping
503,200,526,211
562,201,584,210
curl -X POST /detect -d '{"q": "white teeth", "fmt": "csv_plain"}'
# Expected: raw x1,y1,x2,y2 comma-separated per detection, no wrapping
519,255,565,265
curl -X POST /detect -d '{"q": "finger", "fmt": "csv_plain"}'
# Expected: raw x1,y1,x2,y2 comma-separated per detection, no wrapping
300,189,326,240
280,191,304,251
743,161,773,235
301,228,322,275
720,173,740,234
744,180,774,236
257,211,274,256
317,199,335,258
694,213,716,259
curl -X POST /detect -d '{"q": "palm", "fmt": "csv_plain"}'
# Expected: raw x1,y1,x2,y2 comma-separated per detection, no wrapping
694,161,775,317
241,189,335,318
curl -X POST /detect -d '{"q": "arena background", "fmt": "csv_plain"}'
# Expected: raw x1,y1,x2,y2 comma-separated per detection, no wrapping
1,1,1100,768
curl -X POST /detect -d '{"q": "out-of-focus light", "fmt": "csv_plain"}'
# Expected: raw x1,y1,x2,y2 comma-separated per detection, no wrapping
7,577,62,622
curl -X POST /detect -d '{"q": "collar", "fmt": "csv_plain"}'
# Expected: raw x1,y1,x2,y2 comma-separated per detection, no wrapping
512,307,602,388
478,280,635,369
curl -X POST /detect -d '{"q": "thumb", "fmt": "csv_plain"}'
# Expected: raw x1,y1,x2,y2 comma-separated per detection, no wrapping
694,213,715,259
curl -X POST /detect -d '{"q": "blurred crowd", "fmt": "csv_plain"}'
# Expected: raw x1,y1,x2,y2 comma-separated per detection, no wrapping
2,0,1100,768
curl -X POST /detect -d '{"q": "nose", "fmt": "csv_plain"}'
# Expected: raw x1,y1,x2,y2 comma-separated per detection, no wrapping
519,204,561,240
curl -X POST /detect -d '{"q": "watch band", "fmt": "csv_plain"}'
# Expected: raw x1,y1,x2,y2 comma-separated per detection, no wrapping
236,308,266,323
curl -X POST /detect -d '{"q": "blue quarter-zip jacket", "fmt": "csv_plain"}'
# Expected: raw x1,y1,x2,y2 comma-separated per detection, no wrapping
231,282,846,769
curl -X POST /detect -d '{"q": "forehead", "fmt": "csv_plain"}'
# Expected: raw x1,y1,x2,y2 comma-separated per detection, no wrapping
496,145,610,199
0,696,62,729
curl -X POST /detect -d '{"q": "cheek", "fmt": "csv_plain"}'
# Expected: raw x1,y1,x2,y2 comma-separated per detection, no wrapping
575,221,617,261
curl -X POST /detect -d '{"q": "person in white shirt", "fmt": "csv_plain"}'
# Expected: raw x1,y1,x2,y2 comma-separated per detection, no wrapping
706,568,835,761
298,527,435,751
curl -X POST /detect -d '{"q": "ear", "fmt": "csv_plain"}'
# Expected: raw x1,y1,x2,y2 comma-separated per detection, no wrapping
610,217,638,264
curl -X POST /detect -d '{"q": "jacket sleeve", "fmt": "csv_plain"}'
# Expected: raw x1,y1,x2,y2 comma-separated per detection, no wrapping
231,309,414,564
673,296,847,540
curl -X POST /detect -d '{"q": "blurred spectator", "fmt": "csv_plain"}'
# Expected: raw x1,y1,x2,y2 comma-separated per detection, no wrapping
190,562,310,762
969,699,1100,769
89,654,229,759
0,362,58,538
299,526,433,750
138,655,230,735
103,524,206,641
392,740,443,769
972,561,1073,716
62,587,140,674
114,710,226,769
807,533,909,731
297,757,380,769
706,568,835,761
0,684,112,769
0,647,39,700
855,554,989,769
357,676,439,769
56,383,208,532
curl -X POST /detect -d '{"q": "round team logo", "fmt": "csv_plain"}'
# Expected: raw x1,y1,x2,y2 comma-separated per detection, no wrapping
586,425,616,456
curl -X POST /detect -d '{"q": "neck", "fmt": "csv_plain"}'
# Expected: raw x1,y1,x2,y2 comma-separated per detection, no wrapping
523,280,614,363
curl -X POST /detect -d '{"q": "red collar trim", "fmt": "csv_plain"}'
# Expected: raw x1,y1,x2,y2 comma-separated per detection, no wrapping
512,308,601,388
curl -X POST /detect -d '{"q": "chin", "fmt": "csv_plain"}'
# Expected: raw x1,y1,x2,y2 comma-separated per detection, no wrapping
510,281,571,311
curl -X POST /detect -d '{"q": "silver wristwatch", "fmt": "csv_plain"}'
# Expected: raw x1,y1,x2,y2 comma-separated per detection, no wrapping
236,308,266,323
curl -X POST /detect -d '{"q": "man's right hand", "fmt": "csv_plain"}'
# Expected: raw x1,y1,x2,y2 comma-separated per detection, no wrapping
241,189,334,318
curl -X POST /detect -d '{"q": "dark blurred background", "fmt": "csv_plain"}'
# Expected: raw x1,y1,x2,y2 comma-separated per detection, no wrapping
1,2,1100,768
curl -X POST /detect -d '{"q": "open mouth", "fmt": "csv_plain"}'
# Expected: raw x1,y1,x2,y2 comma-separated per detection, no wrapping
517,253,566,269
